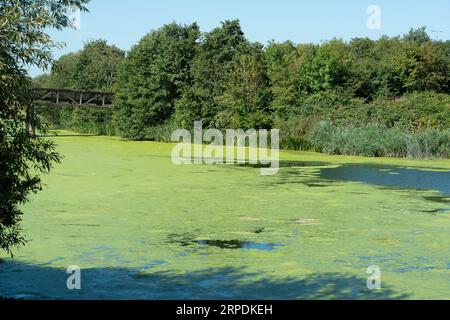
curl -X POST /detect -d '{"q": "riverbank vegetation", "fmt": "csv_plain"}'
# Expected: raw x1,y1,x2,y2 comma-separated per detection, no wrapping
34,22,450,158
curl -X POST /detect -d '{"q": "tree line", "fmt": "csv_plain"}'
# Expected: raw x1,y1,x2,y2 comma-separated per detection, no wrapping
35,21,450,158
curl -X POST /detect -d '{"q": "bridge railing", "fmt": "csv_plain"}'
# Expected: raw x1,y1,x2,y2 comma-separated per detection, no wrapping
26,88,115,136
32,87,114,107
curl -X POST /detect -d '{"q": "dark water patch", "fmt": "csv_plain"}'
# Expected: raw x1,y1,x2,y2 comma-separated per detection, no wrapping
60,224,102,227
197,240,283,251
267,177,335,188
262,167,336,188
320,164,450,196
420,208,450,214
178,159,329,168
420,209,440,215
166,233,196,247
423,196,450,204
237,161,330,169
303,182,330,188
166,234,283,252
253,227,265,234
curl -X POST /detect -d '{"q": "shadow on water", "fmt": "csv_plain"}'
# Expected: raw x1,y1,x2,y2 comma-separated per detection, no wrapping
237,161,330,169
197,240,283,251
264,169,335,188
0,261,409,300
259,162,449,211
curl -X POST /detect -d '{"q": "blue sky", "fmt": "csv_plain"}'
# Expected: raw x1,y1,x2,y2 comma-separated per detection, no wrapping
29,0,450,77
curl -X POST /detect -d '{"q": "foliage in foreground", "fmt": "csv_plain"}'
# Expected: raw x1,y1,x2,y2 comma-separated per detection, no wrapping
0,0,88,256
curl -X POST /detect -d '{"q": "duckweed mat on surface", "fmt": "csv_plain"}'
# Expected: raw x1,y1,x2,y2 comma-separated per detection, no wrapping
0,133,449,299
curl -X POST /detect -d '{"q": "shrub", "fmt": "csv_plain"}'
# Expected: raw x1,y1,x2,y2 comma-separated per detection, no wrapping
143,119,178,142
35,103,114,135
307,121,449,159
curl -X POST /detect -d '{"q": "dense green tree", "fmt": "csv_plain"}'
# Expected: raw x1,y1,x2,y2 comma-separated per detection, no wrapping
298,40,351,94
0,0,88,256
347,37,377,99
46,52,81,88
371,36,404,98
175,20,249,128
219,43,273,129
265,41,297,109
398,41,450,93
32,73,52,88
403,26,431,44
267,39,353,112
35,40,124,91
75,40,125,91
114,23,200,139
439,40,450,58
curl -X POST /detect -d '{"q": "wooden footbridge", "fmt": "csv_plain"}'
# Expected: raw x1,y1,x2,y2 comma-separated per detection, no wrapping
32,87,114,107
27,87,114,135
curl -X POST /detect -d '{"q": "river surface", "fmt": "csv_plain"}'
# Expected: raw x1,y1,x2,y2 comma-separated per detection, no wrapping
0,137,449,299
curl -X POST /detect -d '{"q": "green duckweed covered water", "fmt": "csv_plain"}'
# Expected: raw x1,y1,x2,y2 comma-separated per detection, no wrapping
0,133,449,299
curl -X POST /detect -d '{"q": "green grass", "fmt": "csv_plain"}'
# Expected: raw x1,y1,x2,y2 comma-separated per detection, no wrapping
1,131,449,299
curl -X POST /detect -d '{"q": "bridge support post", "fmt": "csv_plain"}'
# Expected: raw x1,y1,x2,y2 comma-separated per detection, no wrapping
26,103,35,137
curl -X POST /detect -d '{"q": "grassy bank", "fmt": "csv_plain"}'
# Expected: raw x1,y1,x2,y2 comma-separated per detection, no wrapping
35,91,450,159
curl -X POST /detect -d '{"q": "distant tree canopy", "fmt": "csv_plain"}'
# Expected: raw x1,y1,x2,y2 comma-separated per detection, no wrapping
75,40,125,91
175,20,250,129
35,40,125,91
109,23,450,139
35,23,450,152
113,22,201,139
35,52,80,88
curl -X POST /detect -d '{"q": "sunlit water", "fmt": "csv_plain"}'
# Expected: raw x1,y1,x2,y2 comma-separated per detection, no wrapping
319,164,450,197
